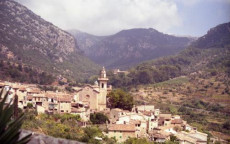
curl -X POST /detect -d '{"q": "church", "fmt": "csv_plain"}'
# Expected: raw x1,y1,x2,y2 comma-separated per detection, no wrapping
74,67,112,111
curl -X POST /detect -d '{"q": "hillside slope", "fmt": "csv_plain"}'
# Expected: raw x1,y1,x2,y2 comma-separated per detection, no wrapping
0,0,100,82
70,28,193,69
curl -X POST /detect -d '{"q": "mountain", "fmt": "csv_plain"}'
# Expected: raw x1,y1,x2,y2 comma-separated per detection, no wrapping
0,0,100,82
107,22,230,88
192,22,230,49
70,28,194,69
68,30,108,56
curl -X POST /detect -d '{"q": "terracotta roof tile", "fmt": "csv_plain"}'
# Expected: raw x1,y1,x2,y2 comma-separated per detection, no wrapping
130,120,141,125
58,97,72,102
150,133,167,139
19,87,27,91
142,111,152,116
71,107,85,113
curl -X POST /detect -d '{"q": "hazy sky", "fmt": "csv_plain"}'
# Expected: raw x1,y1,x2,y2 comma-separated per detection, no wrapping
15,0,230,37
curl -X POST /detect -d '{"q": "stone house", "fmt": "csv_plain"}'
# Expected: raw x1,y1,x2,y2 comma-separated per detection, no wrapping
71,107,90,121
17,87,27,109
136,105,155,112
109,108,127,123
159,114,172,126
148,115,158,132
58,97,72,113
171,119,183,126
130,120,147,138
30,94,47,107
149,133,168,143
107,124,136,143
36,105,46,114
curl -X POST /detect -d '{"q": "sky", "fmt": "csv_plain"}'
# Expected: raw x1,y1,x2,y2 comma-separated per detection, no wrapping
15,0,230,37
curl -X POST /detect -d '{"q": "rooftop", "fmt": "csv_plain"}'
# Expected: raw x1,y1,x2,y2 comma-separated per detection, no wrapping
171,119,183,124
108,124,135,132
159,114,172,120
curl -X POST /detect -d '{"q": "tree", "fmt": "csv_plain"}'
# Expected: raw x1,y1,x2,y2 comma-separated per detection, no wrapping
90,113,109,124
137,70,152,84
107,89,134,111
0,88,32,144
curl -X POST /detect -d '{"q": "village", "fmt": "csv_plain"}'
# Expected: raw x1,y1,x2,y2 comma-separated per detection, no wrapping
0,67,208,144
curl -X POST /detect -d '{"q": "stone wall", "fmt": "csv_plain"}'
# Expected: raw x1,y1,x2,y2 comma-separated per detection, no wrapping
20,130,84,144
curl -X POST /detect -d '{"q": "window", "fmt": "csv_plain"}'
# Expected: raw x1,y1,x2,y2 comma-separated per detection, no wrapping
102,83,104,88
86,95,90,99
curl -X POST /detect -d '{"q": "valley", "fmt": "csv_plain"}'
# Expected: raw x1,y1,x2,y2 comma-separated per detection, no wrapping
0,0,229,144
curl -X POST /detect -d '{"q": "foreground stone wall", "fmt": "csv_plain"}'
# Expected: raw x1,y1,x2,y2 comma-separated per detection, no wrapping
20,130,84,144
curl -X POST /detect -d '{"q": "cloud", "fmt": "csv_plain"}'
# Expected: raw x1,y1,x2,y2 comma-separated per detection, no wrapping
15,0,182,35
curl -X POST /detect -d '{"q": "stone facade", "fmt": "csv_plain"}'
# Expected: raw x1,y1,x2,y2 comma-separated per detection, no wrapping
107,124,136,143
75,67,111,111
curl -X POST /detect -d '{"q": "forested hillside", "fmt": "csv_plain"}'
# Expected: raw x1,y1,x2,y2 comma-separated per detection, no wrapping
0,60,55,85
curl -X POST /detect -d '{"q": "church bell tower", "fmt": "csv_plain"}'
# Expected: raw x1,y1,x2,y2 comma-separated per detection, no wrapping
97,67,109,111
98,67,109,90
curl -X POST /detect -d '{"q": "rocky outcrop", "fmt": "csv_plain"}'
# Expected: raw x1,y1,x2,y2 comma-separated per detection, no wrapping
0,0,79,60
69,30,107,56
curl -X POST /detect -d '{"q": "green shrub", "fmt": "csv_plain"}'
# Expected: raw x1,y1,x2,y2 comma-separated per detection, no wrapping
0,88,32,144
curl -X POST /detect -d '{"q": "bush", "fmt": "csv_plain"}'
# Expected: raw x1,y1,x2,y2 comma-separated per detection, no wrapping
22,112,82,140
80,126,103,143
124,137,151,144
